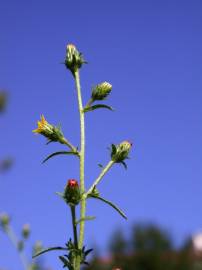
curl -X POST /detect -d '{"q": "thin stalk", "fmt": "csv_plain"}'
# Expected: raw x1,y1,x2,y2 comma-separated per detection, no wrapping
62,138,78,153
5,225,29,270
70,206,78,248
85,98,93,109
86,160,114,197
70,205,78,270
74,70,86,270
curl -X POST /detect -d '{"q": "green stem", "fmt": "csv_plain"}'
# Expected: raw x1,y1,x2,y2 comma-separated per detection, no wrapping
70,205,78,270
5,225,29,270
74,70,86,270
86,160,114,197
62,138,78,153
70,206,78,248
85,98,93,109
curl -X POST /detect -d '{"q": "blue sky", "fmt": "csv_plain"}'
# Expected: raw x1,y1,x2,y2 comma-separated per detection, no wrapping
1,0,202,269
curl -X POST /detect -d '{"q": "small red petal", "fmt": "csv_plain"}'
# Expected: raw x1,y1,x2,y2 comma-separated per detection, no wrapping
67,179,78,187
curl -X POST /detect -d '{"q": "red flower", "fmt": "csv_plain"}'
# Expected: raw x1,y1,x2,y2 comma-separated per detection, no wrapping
67,179,79,188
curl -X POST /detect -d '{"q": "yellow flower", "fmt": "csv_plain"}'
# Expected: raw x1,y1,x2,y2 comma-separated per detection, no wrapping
33,115,66,144
33,115,52,134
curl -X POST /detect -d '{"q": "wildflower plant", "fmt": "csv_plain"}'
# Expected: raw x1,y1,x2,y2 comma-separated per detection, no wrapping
32,44,132,270
0,213,45,270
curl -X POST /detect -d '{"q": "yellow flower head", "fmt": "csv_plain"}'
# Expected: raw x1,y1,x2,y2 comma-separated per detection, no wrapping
33,115,66,144
33,115,52,134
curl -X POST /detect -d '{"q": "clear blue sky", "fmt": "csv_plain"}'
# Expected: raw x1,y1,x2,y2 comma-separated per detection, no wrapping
1,0,202,269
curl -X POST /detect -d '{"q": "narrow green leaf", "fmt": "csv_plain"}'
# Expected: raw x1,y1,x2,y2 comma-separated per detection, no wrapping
59,256,72,269
98,163,103,168
111,144,117,155
42,151,78,164
55,192,65,199
121,161,127,170
90,196,127,220
33,246,67,258
75,216,96,225
84,248,93,256
83,104,113,113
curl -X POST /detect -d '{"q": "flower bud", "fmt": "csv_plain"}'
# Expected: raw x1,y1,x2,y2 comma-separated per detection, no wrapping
65,44,85,74
111,141,132,163
91,82,112,101
33,115,67,145
64,179,81,205
33,241,43,255
22,224,30,239
0,213,10,227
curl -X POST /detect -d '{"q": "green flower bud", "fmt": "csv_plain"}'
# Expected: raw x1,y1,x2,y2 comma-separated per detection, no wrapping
65,44,85,75
64,179,81,206
33,241,43,255
91,82,112,101
33,115,67,145
0,213,10,227
111,141,132,163
22,224,30,239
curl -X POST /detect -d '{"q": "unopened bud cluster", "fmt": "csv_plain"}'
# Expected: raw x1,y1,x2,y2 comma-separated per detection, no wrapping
0,213,10,228
63,179,81,205
91,82,112,101
65,44,85,75
22,223,30,239
33,115,67,144
111,141,132,163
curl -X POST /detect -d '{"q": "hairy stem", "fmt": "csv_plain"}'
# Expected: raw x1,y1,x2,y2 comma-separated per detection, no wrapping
85,98,93,108
74,70,86,270
86,160,114,197
5,225,29,270
62,138,78,153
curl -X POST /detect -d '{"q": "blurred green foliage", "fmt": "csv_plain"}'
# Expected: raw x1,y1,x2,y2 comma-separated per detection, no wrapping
0,92,6,112
86,223,201,270
0,91,13,173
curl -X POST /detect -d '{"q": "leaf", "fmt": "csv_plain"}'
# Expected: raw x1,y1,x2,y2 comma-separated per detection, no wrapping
83,104,113,113
59,256,72,269
121,161,127,170
111,144,117,155
55,192,65,200
75,216,96,225
89,195,127,220
33,246,67,258
84,248,93,256
98,163,103,168
42,151,78,164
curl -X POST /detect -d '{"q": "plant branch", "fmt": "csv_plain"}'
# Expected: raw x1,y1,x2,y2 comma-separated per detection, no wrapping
62,138,78,154
5,225,29,270
84,98,93,110
86,160,115,197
